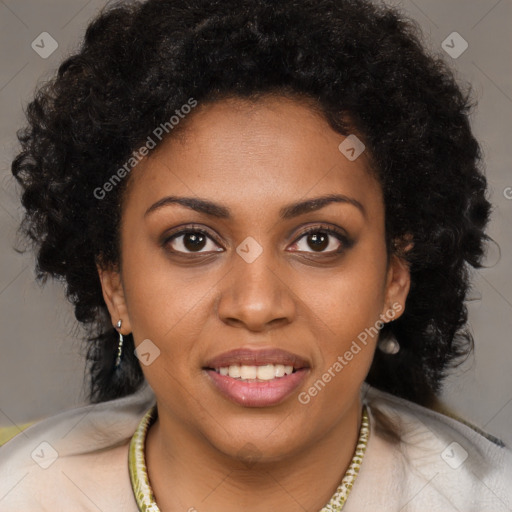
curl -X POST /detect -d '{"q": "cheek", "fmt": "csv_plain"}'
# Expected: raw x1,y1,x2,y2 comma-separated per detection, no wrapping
119,248,214,406
297,265,386,416
310,249,387,330
123,267,212,347
119,230,213,348
301,244,388,376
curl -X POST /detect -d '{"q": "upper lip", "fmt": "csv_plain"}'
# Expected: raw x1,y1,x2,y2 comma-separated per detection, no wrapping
203,348,310,369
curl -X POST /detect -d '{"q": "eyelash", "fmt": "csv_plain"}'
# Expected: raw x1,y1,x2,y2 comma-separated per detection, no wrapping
162,223,352,256
292,225,352,254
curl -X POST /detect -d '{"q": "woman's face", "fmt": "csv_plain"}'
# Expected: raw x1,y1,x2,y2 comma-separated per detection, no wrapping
99,95,410,461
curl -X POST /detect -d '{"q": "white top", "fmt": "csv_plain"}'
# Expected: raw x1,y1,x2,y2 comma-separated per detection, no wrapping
0,383,511,511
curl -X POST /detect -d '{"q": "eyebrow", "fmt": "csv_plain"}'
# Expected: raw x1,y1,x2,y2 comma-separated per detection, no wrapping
144,193,366,220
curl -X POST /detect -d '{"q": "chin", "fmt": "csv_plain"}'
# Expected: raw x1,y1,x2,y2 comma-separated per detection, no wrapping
204,421,311,466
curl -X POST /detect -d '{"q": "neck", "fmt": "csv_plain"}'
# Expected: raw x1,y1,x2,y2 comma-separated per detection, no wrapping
145,399,363,512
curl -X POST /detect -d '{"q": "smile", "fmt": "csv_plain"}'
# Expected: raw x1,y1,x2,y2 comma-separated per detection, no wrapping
212,363,295,381
203,348,310,407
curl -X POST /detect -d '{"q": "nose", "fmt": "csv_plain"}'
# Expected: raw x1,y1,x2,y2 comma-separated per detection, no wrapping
216,247,296,332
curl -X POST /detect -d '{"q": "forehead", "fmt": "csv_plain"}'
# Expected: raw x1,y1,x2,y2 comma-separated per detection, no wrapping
124,95,383,220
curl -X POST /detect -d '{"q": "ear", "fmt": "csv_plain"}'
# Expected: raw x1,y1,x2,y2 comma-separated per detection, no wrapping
381,239,412,321
96,264,132,334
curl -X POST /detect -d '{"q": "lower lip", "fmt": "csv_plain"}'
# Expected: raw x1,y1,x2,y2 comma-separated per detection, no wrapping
204,368,309,407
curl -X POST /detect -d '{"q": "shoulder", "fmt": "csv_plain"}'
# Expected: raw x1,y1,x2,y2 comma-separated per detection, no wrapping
0,385,155,511
356,385,512,511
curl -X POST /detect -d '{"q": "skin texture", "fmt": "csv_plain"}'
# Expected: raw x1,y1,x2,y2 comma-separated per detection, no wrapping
98,96,410,511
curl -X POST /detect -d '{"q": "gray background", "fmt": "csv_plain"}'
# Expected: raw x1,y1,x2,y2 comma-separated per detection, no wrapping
0,0,511,445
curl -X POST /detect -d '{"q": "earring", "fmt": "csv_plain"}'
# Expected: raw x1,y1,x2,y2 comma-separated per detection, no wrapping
378,335,400,355
114,319,124,369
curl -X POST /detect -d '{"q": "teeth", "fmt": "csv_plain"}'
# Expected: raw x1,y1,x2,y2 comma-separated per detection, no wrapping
228,365,241,378
214,364,296,381
256,364,276,380
240,365,257,380
275,364,285,377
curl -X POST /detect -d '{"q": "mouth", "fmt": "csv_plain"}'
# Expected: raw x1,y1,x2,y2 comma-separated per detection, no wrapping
206,363,299,382
203,348,310,407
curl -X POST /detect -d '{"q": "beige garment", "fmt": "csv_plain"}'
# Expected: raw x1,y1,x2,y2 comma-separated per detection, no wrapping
345,386,512,511
0,383,510,511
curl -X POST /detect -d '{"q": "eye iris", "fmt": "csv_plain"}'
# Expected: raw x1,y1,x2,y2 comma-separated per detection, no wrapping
184,232,206,251
308,232,329,251
175,230,336,253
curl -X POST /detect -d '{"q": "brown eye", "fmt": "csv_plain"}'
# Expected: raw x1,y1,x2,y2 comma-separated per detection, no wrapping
304,232,330,252
164,229,223,254
182,232,207,251
289,225,352,254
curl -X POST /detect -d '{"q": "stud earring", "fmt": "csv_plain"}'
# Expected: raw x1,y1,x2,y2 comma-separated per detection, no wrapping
377,311,400,354
114,319,124,369
377,335,400,355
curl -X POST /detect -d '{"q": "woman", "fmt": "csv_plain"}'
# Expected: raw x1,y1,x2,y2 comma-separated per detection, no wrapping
1,0,511,510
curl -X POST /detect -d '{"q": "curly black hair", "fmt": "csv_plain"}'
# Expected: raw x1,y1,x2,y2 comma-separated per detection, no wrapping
11,0,491,406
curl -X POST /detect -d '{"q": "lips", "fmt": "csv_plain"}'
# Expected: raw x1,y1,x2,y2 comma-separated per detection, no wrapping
203,348,310,370
203,348,310,407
